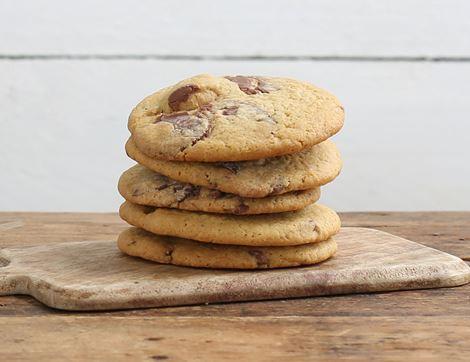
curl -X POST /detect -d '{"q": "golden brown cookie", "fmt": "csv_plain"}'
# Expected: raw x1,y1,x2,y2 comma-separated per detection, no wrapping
118,164,321,214
128,74,344,162
118,227,337,269
119,201,341,246
126,138,341,198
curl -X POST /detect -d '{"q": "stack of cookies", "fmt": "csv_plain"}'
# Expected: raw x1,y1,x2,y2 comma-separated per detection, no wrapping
117,74,344,269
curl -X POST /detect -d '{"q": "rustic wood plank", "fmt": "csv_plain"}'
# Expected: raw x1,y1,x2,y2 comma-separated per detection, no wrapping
1,284,469,318
1,212,469,359
2,316,469,361
343,212,470,260
0,212,127,246
2,0,469,57
1,227,468,311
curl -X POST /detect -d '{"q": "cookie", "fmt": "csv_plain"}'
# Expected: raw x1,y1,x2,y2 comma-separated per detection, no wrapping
126,138,341,198
118,164,321,215
128,74,344,162
119,201,341,246
118,227,337,269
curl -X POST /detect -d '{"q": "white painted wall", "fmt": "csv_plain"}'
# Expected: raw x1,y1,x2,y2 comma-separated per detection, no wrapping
1,1,469,211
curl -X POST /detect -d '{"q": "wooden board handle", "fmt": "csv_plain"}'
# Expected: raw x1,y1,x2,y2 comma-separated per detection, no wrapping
0,250,22,295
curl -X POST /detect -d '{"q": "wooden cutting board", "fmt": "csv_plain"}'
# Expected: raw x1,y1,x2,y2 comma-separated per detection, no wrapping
0,227,469,311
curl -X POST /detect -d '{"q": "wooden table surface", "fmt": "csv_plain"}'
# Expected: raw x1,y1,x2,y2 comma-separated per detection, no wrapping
0,211,469,361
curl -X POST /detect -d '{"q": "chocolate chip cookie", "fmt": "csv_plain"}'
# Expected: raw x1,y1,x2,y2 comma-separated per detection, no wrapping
118,227,337,269
128,74,344,162
126,138,341,198
119,201,341,246
119,164,321,214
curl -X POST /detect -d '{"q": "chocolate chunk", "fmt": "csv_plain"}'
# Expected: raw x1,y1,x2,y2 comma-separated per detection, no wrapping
153,174,174,191
248,250,269,268
154,174,171,183
270,183,285,195
184,185,201,198
225,76,278,95
199,103,213,112
217,162,241,173
221,101,276,124
142,206,156,215
257,79,279,93
248,105,276,124
168,84,200,111
131,188,144,197
174,185,201,203
209,190,225,199
156,112,194,130
221,105,239,115
234,202,249,215
153,174,200,203
172,184,185,192
155,111,212,145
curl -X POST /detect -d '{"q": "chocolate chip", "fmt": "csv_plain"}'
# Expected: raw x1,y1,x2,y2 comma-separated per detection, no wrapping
249,106,276,124
225,76,278,95
221,105,239,115
217,162,241,173
155,111,212,146
156,184,170,191
174,185,201,203
168,84,200,111
152,174,201,204
154,173,170,182
270,183,285,195
220,101,276,124
172,184,185,192
257,79,279,93
184,185,201,198
209,190,225,199
142,206,156,215
153,174,173,191
132,188,144,197
234,202,249,215
198,103,214,113
156,112,194,130
248,249,269,268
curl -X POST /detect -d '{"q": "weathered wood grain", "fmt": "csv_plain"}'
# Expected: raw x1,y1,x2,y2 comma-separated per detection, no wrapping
1,212,469,360
2,0,469,57
0,285,469,318
2,316,469,361
0,227,468,311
